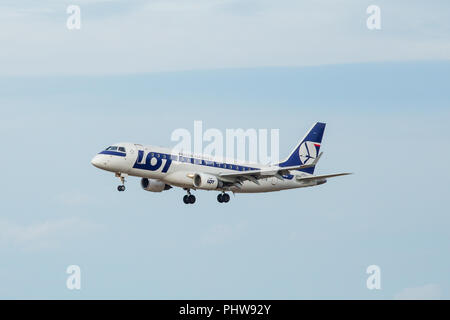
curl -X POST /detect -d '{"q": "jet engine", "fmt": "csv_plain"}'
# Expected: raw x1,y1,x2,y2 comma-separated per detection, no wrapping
141,178,172,192
193,173,223,190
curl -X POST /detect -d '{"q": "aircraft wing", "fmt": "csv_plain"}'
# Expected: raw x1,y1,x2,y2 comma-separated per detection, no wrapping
218,153,323,184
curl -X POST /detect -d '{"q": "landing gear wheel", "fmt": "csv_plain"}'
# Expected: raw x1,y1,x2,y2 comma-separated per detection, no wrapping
188,195,196,204
116,173,127,192
183,195,189,204
218,193,229,203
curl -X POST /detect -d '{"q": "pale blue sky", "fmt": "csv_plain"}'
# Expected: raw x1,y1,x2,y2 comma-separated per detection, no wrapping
0,1,449,299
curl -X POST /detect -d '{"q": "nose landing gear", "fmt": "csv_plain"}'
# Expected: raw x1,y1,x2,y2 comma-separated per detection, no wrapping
116,173,128,192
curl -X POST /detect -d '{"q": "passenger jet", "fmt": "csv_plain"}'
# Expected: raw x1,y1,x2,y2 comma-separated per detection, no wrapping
91,122,351,204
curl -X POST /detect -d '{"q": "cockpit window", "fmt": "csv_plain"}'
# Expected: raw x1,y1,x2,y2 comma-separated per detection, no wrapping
118,147,126,152
106,146,118,151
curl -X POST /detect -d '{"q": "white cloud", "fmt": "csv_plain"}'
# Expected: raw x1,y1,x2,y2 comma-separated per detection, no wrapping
0,0,449,75
394,284,442,300
0,217,103,251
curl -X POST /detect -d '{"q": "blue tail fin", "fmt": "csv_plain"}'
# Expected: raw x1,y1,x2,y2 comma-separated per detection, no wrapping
278,122,326,174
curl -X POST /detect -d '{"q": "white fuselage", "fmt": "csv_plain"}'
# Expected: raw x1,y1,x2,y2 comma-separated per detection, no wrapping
91,142,326,193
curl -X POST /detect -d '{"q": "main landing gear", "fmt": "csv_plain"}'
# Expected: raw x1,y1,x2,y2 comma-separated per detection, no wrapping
183,189,196,204
181,190,231,204
116,173,127,192
217,193,230,203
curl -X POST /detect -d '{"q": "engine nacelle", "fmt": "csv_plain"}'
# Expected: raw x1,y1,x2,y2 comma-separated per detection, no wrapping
141,178,172,192
193,173,223,190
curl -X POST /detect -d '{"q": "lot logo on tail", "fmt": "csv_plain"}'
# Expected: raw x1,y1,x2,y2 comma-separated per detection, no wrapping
298,141,320,165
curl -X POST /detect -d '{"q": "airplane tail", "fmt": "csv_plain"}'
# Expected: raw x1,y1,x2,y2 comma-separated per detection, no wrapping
278,122,326,174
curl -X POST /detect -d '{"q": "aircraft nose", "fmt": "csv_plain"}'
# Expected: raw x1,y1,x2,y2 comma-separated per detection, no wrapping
91,155,107,169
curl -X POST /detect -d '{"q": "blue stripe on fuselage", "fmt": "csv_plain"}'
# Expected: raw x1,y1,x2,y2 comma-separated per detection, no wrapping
99,150,126,157
133,151,259,173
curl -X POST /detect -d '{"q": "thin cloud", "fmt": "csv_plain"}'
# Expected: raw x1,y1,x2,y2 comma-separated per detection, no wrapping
394,284,442,300
0,217,104,251
0,0,449,75
55,192,92,206
201,222,247,246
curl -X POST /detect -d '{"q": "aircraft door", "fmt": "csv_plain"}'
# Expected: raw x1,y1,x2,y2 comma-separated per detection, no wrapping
128,144,143,168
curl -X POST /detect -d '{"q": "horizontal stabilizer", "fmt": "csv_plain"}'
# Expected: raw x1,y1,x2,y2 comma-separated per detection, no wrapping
296,172,352,181
279,152,323,173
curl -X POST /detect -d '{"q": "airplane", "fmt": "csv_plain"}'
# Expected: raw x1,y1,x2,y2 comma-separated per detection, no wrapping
90,122,351,204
